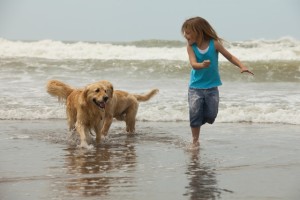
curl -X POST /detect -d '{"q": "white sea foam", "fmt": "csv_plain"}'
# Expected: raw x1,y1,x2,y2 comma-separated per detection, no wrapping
0,135,30,140
0,37,300,61
0,38,299,125
1,95,299,125
137,104,300,125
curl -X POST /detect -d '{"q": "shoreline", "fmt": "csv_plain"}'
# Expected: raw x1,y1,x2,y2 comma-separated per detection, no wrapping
0,120,299,200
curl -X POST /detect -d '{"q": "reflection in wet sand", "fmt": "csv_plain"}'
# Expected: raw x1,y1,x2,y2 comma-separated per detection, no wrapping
1,121,298,200
184,149,221,200
54,135,137,198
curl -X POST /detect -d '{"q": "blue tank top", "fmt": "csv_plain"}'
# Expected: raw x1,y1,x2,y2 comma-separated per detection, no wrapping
189,39,222,89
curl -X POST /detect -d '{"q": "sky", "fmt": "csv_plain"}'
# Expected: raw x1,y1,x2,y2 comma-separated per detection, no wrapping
0,0,299,42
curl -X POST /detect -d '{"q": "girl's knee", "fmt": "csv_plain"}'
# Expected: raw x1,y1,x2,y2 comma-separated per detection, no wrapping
206,118,215,124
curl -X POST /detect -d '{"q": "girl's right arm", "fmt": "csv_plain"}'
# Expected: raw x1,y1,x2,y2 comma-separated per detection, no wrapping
187,45,210,70
214,40,254,75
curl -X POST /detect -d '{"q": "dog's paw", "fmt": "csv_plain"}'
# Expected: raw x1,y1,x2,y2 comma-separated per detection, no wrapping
78,141,94,149
101,135,109,142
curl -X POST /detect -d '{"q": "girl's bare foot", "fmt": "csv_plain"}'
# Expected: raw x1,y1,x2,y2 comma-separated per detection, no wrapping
187,141,200,150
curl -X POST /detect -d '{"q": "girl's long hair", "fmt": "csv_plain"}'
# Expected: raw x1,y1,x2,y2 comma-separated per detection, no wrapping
181,17,223,44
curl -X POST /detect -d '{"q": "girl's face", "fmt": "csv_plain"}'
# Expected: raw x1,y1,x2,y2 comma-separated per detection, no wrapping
184,28,197,45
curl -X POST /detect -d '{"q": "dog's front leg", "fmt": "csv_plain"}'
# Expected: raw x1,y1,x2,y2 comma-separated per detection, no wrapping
95,120,104,143
76,121,92,147
100,115,113,138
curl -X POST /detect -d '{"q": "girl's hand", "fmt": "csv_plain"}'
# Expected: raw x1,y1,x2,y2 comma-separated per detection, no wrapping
240,66,254,75
202,60,211,68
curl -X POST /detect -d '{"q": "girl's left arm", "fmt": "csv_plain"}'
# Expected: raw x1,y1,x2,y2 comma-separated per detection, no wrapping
214,40,254,75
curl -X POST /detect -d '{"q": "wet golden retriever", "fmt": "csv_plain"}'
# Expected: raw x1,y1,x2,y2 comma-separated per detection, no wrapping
100,84,159,137
46,80,113,147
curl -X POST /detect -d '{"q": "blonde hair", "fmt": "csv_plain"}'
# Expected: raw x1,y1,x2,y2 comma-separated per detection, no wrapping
181,17,223,44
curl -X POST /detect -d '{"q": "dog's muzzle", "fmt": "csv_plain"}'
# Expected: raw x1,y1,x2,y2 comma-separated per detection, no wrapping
93,96,109,110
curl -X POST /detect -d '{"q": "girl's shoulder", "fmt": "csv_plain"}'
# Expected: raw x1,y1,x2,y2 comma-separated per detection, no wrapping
213,39,223,51
212,39,219,44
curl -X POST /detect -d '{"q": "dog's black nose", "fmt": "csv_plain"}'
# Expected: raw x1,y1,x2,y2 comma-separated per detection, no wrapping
103,96,109,102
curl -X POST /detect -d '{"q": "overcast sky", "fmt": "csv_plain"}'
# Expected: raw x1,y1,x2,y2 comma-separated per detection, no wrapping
0,0,299,42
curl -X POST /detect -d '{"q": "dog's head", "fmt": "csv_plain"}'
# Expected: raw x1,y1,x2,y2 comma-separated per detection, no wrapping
82,81,114,110
98,80,114,99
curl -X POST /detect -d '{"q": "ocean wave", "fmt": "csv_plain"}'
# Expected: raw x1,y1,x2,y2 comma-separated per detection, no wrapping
115,39,185,48
1,56,298,82
1,101,299,125
0,37,300,61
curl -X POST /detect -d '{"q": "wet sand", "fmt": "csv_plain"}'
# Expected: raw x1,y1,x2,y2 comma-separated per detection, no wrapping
0,120,299,200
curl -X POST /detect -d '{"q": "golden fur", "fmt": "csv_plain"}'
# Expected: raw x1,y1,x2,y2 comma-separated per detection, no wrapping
100,85,159,136
47,80,113,147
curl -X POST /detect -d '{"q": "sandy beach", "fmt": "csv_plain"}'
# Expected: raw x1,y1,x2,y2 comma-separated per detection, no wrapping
0,120,299,200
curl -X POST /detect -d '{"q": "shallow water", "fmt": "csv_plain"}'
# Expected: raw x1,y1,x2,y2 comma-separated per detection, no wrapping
0,120,299,200
1,37,300,199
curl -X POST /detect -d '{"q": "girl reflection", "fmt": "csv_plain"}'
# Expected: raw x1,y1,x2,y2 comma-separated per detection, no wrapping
184,149,221,200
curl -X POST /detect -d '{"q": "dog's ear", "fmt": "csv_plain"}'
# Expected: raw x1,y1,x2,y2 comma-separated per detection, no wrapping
79,87,89,107
107,83,114,98
101,81,113,98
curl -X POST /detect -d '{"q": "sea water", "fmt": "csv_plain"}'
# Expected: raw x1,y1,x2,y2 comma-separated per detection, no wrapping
0,37,299,125
1,37,300,199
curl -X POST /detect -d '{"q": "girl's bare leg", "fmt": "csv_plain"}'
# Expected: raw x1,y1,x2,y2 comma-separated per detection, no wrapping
191,127,200,146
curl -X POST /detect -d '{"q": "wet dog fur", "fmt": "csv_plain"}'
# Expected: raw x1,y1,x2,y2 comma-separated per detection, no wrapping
100,83,159,137
47,80,113,147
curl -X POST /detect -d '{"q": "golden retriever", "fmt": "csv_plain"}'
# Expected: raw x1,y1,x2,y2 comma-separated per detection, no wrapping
46,80,113,147
100,84,159,137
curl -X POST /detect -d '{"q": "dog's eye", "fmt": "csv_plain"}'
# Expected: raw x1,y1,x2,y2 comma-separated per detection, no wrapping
105,90,107,93
95,88,100,93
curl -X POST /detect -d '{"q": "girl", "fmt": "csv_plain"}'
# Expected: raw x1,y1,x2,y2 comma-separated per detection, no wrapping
181,17,253,147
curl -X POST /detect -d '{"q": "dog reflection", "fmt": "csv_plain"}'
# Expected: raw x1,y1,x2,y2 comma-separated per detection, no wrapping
63,140,136,197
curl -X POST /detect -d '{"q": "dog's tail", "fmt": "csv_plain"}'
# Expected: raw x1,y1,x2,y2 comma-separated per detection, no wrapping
46,80,74,102
133,89,159,102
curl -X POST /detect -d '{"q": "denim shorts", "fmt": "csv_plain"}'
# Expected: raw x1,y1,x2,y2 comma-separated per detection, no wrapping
188,87,219,127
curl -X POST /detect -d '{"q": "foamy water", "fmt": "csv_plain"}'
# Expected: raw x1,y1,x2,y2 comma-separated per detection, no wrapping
1,37,300,61
0,38,299,125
